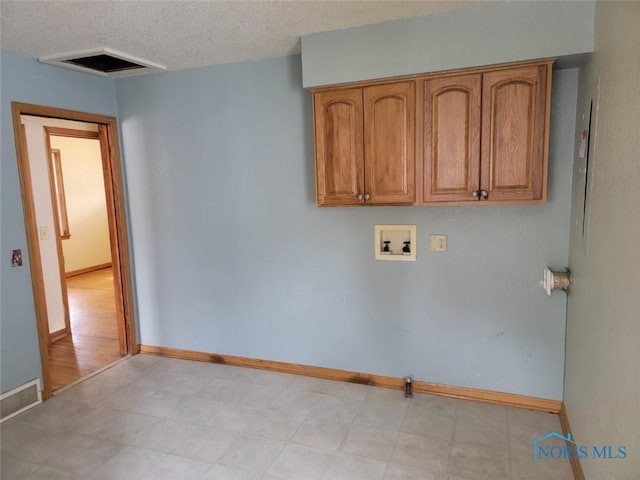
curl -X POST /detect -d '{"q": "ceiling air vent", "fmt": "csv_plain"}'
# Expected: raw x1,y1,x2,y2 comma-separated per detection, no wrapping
39,48,166,78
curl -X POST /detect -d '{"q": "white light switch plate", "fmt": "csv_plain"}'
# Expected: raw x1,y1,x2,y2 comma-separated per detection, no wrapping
429,235,447,252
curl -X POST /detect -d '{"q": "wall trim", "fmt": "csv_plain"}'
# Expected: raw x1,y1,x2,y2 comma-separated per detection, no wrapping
138,345,562,413
49,328,68,344
65,262,112,278
560,403,585,480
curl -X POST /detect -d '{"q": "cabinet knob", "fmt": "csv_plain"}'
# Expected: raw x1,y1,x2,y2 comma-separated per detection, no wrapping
364,193,370,201
356,193,363,201
480,190,489,200
472,190,480,199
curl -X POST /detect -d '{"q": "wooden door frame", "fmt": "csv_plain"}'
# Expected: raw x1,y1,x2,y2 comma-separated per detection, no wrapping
11,102,138,400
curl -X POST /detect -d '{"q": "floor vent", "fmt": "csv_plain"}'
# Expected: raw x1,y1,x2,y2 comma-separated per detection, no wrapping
39,48,166,78
0,379,42,423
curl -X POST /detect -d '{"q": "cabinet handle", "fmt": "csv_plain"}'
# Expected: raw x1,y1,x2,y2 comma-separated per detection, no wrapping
364,193,370,201
356,193,363,201
472,190,480,199
480,190,489,200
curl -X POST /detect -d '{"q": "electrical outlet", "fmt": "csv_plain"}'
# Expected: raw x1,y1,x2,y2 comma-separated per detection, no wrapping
429,234,447,252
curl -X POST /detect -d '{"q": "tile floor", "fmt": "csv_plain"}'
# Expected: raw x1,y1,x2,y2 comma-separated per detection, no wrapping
1,354,574,479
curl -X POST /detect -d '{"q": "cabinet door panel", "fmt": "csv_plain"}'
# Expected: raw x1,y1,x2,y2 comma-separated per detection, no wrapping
481,64,549,202
364,82,416,204
423,74,481,203
314,89,364,206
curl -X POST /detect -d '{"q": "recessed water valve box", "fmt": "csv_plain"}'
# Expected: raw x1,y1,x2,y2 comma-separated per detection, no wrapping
375,225,416,261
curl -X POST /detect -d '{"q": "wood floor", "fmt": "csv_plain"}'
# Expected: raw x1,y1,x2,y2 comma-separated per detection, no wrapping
48,267,123,392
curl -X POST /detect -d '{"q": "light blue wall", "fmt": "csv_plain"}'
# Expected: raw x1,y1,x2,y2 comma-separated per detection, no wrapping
0,50,118,393
301,1,594,87
117,55,578,400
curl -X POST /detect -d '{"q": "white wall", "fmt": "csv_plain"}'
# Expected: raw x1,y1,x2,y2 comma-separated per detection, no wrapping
565,2,640,479
20,116,98,334
49,136,111,273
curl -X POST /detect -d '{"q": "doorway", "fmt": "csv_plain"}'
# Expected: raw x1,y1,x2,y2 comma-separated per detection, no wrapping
11,102,137,399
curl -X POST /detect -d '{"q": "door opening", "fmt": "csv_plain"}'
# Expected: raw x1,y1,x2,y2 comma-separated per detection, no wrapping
11,103,137,399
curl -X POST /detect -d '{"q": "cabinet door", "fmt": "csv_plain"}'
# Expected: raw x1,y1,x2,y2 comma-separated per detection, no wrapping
481,64,550,202
314,88,364,206
363,82,416,205
423,74,481,203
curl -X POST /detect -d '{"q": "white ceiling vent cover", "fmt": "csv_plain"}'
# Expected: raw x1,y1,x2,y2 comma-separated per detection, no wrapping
39,48,166,78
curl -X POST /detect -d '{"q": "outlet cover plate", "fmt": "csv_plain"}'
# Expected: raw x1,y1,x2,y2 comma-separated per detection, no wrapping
429,234,448,252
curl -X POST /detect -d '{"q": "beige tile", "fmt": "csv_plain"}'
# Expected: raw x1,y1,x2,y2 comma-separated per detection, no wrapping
218,435,285,474
291,417,350,451
145,357,205,375
201,378,242,403
246,409,306,441
268,444,335,479
325,382,372,401
203,464,260,479
252,370,297,388
402,410,454,441
355,399,410,431
507,408,562,430
270,389,325,416
7,429,79,465
340,424,398,461
212,365,260,382
53,382,119,410
133,370,207,396
447,442,509,480
128,353,169,370
391,433,449,473
167,396,226,425
509,422,565,455
207,404,262,433
67,407,158,443
453,415,508,448
511,451,574,480
25,466,81,479
365,388,410,404
409,394,457,418
456,400,507,424
287,375,334,394
106,387,187,417
141,454,212,480
384,464,445,480
131,418,201,453
171,425,238,463
322,452,387,480
0,420,53,454
231,383,282,408
89,446,167,479
48,434,122,476
0,452,41,479
84,364,142,388
308,395,363,423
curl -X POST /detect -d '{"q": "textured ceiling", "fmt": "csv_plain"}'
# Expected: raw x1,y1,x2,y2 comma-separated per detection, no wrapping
0,1,475,71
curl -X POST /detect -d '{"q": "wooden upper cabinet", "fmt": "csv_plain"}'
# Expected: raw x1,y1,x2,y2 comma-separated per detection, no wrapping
313,60,552,207
481,64,550,202
314,88,364,206
363,82,416,205
423,74,481,203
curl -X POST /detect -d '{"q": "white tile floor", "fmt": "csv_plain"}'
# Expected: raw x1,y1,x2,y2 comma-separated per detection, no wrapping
1,354,574,479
